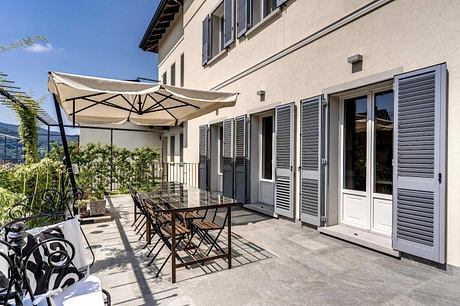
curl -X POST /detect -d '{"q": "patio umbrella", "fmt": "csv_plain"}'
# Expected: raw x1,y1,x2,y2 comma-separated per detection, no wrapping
48,71,238,126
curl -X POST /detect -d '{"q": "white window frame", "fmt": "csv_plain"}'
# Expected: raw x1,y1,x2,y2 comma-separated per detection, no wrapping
338,84,394,233
210,1,225,59
259,111,274,182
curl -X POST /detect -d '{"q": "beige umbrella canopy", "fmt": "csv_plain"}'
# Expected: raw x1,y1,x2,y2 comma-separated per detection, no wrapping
48,71,238,126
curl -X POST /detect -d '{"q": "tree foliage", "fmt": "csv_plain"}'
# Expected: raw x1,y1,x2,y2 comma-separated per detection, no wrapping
0,36,47,53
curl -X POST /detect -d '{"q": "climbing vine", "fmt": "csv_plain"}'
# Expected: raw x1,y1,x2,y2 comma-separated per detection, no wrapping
10,95,43,164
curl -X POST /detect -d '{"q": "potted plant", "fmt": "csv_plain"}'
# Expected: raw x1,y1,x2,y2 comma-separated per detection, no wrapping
89,188,106,216
76,199,89,218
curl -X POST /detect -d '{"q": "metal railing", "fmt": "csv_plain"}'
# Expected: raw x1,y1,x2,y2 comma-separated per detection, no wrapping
152,162,199,188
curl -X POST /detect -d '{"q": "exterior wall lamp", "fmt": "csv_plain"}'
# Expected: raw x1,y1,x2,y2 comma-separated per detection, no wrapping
257,90,266,102
347,54,363,73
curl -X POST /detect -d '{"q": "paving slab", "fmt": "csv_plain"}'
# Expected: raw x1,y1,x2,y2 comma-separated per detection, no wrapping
81,195,460,306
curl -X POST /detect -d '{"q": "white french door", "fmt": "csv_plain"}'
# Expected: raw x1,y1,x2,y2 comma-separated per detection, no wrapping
339,88,394,236
259,112,275,205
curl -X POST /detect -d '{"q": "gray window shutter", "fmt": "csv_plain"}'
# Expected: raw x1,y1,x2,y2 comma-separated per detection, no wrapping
275,103,295,218
276,0,288,7
234,115,249,203
393,63,447,264
223,119,234,198
224,0,235,47
202,16,210,65
199,125,209,190
300,95,326,226
237,0,249,38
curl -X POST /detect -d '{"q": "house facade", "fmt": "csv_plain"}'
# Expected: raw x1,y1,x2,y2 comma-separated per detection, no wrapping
140,0,460,268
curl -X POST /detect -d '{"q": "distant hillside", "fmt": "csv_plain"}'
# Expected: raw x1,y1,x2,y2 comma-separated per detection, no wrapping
0,122,79,162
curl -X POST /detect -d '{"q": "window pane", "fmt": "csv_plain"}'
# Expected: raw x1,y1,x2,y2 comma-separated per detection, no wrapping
374,91,394,194
344,96,367,191
219,126,223,173
180,53,184,87
170,136,175,163
170,63,176,86
262,116,273,180
179,134,184,163
264,0,275,17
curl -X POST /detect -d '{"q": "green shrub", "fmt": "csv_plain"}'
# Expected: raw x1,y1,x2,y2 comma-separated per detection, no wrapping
47,142,160,195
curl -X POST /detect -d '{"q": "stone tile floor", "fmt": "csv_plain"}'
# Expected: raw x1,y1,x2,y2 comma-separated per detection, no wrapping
83,195,460,305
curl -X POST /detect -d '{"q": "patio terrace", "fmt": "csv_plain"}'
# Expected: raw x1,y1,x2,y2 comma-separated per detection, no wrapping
84,195,460,306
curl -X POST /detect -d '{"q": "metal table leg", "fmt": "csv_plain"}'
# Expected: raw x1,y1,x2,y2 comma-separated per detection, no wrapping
227,205,232,269
171,211,177,283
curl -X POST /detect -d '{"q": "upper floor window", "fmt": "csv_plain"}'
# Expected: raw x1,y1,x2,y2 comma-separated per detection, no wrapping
170,62,176,86
170,135,175,163
202,0,235,65
211,2,225,58
237,0,287,38
162,72,167,85
179,133,184,163
180,53,184,87
252,0,276,25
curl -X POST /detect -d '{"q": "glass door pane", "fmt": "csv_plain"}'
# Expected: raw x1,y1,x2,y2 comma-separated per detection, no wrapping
344,96,367,191
374,90,394,194
261,115,273,180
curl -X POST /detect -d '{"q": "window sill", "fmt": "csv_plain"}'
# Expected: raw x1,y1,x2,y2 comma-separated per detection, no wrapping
245,7,282,38
206,49,227,66
259,178,274,183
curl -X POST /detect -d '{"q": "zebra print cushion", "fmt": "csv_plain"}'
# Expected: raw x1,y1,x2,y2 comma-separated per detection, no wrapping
23,227,84,295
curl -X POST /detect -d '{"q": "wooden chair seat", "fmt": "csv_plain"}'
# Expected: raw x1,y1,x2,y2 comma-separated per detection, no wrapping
178,211,201,220
156,213,172,224
161,224,190,237
192,220,221,231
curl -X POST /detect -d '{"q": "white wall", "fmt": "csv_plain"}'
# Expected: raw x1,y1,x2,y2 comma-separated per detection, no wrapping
79,123,161,150
155,0,460,267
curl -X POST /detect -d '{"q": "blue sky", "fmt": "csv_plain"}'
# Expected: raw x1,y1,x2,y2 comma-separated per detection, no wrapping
0,0,159,128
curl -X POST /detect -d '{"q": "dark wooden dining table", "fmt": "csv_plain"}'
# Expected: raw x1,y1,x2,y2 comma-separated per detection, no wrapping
141,182,236,283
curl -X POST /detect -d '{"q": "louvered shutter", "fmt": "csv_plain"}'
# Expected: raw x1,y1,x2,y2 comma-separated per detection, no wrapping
237,0,249,38
300,96,326,226
275,103,295,218
276,0,288,7
202,16,210,65
393,63,447,263
199,125,209,190
223,119,234,198
234,115,249,203
223,0,235,47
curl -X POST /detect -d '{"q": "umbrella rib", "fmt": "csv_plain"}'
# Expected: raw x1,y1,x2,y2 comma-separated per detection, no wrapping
153,91,201,110
71,94,121,116
144,94,169,112
143,104,189,113
141,94,148,112
120,95,138,112
65,92,106,102
83,97,134,113
148,93,178,122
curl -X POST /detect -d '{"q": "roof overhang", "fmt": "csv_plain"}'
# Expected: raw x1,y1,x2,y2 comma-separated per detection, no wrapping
139,0,182,53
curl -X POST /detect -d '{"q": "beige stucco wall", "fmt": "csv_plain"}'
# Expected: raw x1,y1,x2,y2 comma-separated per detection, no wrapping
155,0,460,267
79,123,161,151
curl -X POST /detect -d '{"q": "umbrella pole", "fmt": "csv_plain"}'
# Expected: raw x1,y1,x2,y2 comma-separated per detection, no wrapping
53,94,78,202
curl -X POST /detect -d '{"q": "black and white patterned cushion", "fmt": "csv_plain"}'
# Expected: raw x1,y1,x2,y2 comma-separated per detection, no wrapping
22,227,84,295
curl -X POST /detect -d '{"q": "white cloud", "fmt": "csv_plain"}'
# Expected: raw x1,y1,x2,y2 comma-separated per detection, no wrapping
25,43,55,53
